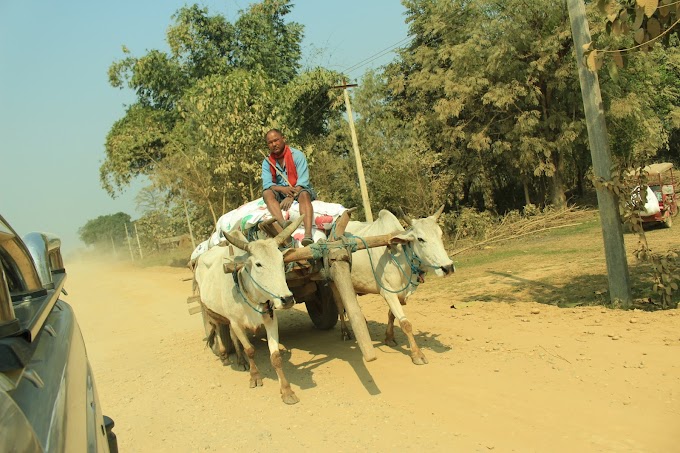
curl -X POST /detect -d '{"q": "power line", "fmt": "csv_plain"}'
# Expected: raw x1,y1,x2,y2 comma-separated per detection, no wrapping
295,35,415,124
341,36,413,75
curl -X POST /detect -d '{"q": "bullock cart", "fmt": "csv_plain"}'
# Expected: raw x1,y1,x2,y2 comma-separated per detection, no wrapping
188,208,398,362
627,162,679,228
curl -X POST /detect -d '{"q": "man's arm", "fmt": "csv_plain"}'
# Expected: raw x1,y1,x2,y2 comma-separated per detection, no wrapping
292,149,311,189
261,158,276,190
262,158,296,198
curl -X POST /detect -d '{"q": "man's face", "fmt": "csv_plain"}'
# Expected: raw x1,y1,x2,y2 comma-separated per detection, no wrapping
266,131,286,155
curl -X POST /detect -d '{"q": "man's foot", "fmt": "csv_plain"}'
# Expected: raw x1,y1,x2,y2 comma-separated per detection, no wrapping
301,236,314,247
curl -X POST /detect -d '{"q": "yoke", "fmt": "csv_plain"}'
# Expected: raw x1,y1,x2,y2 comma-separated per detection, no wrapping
188,208,399,362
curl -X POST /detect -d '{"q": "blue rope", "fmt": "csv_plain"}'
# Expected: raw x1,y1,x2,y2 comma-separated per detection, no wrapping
345,233,418,294
401,242,428,276
233,270,269,315
244,227,260,242
234,267,278,315
242,267,284,300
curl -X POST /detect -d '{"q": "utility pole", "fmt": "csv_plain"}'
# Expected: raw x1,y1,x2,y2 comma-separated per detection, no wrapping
332,82,373,222
567,0,632,308
133,222,144,259
124,223,135,262
110,234,117,258
183,198,196,250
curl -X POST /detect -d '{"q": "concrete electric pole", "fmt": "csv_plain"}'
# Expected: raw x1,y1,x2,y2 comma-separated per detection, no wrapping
332,82,374,222
567,0,632,308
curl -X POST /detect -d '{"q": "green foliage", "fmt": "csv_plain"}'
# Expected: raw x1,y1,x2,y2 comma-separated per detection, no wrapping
78,212,132,247
232,0,303,84
442,208,498,241
383,0,679,214
595,0,679,56
311,70,449,218
594,164,679,309
389,0,582,210
103,1,343,226
101,105,175,195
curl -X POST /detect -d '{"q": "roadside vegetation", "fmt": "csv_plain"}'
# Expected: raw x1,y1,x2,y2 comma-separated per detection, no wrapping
80,0,679,307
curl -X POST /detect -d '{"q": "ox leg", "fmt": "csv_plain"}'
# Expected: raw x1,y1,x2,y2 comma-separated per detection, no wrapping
230,324,263,387
230,327,247,371
329,283,352,341
385,310,397,347
206,319,230,365
215,323,230,365
263,314,299,405
382,292,428,365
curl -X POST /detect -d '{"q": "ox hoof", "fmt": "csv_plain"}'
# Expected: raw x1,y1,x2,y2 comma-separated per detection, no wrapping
384,338,398,347
411,354,429,365
282,392,300,405
250,378,264,388
235,356,248,371
341,329,353,341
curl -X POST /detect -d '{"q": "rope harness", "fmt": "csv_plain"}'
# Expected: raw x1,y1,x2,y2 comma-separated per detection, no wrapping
232,266,281,317
345,230,428,295
237,221,441,301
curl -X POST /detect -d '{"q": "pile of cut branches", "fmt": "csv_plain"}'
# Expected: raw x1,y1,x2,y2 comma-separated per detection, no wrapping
449,206,596,256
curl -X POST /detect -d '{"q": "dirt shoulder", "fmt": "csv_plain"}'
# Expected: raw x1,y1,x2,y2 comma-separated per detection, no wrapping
65,219,680,452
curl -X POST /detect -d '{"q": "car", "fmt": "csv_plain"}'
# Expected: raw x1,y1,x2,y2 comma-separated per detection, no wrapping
0,214,117,452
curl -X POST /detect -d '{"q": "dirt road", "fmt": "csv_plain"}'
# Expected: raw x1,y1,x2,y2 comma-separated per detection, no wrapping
66,238,679,452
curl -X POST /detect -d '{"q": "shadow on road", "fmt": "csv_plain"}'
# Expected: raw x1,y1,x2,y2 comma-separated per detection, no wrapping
218,306,454,396
474,268,662,309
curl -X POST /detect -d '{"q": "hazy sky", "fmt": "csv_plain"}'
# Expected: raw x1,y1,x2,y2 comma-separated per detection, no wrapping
0,1,409,252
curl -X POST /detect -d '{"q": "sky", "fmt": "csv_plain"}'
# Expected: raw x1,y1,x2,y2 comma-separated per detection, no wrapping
0,0,410,252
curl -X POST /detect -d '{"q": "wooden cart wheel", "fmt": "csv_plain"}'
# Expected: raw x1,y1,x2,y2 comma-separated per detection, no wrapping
201,304,234,355
305,282,339,330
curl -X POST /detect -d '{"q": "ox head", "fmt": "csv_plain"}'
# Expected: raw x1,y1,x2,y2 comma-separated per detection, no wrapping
391,205,455,277
224,216,304,310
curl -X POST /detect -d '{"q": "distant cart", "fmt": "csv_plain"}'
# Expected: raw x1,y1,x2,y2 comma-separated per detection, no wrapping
188,209,397,362
629,162,679,228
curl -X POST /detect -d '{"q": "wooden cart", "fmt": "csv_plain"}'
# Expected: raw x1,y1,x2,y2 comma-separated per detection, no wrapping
629,162,679,228
188,209,396,362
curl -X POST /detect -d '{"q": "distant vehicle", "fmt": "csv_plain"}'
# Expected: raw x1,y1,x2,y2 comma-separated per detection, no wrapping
629,162,679,228
0,214,117,452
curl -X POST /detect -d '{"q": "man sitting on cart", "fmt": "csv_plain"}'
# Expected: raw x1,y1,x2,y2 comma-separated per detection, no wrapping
261,128,316,246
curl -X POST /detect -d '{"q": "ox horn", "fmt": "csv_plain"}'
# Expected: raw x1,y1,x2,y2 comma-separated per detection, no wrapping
433,204,445,221
224,232,250,252
395,206,412,226
274,214,305,246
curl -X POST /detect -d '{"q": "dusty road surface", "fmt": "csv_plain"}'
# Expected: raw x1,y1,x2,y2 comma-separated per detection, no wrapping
66,225,680,452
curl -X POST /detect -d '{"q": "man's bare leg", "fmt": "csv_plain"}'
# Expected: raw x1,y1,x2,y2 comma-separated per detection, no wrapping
297,191,314,238
263,189,286,226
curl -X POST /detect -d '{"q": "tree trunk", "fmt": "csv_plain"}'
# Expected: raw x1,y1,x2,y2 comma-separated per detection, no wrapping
550,152,567,208
208,201,217,226
523,180,531,206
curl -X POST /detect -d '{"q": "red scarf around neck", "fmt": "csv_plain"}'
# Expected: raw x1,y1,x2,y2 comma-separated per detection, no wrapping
268,145,298,187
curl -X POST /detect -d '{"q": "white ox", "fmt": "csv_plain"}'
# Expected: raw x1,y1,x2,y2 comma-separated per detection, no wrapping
194,217,303,404
345,206,454,365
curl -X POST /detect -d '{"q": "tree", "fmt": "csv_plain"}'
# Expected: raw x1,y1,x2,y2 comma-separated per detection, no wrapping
384,0,678,213
102,1,343,225
590,1,680,165
78,212,132,247
316,70,449,217
388,0,586,210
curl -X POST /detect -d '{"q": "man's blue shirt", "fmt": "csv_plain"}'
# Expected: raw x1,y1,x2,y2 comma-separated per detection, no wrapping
261,147,311,190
